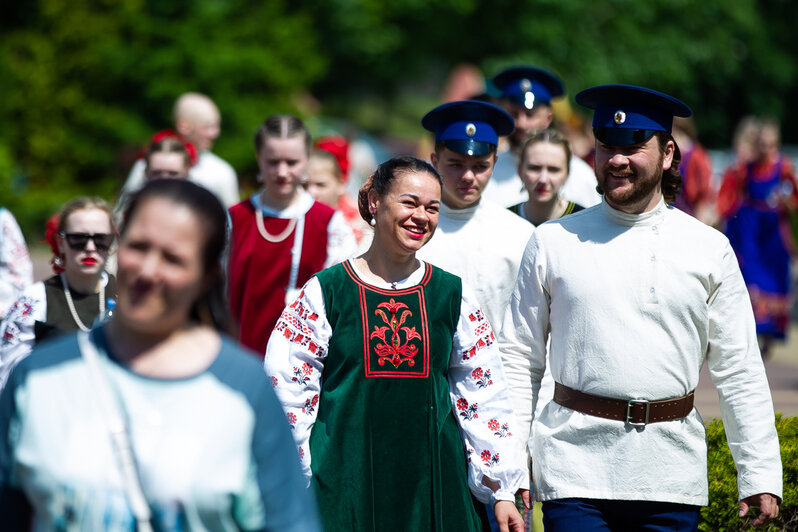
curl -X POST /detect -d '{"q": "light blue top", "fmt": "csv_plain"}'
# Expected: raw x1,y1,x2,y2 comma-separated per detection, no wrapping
0,326,321,531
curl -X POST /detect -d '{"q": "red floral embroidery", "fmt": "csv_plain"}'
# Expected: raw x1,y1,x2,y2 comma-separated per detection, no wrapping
1,298,36,347
287,412,297,427
466,447,475,463
298,446,305,459
370,298,421,368
468,309,485,322
292,363,313,385
481,449,500,466
489,419,512,437
275,317,322,355
302,394,320,415
472,367,493,388
462,330,496,360
456,398,479,420
288,296,319,322
462,346,477,361
270,376,278,388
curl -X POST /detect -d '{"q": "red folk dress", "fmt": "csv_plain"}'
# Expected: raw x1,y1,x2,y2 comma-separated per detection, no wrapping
228,192,356,356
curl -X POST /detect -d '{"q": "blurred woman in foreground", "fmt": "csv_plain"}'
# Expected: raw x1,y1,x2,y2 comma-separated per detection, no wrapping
266,156,525,532
0,179,320,531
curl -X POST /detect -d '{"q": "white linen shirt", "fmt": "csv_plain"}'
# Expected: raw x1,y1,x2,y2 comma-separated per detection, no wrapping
416,200,535,331
499,198,782,505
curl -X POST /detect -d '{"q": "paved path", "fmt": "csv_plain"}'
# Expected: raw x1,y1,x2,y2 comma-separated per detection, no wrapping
696,326,798,419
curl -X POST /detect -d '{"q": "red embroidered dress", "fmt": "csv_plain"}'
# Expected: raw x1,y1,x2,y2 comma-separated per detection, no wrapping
266,260,525,531
228,193,355,355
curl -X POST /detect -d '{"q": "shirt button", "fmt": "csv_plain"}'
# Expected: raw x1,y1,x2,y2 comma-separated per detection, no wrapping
649,287,655,294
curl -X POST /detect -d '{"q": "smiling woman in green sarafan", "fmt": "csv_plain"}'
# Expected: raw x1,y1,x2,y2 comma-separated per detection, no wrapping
266,155,527,532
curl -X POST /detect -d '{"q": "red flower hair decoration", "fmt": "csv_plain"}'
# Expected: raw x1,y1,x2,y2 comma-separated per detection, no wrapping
43,214,64,274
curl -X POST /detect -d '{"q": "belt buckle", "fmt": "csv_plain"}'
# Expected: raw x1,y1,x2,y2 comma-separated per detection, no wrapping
626,399,649,427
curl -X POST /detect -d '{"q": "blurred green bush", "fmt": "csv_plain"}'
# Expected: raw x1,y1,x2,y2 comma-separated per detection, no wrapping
701,414,797,531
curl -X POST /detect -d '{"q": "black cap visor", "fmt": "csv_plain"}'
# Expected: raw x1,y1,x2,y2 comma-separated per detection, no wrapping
443,139,496,156
594,127,658,147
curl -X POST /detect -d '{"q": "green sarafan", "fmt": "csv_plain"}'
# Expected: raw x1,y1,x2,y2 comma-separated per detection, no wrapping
701,414,798,531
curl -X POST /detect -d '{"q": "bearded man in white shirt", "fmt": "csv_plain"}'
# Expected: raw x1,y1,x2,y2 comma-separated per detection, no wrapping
500,84,782,530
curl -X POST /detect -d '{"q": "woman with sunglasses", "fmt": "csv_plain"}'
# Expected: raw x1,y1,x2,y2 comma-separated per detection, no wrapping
0,197,116,388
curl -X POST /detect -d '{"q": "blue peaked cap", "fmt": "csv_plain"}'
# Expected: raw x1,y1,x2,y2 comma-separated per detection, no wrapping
575,84,692,146
492,67,565,109
421,100,514,156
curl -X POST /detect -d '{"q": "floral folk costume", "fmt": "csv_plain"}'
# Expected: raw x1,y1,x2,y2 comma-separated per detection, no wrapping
265,260,525,531
719,154,798,341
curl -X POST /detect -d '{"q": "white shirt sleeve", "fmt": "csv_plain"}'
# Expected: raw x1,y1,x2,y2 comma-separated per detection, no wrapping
215,161,240,209
324,211,357,269
264,277,331,480
449,282,526,504
706,241,783,500
497,233,549,484
0,209,33,317
0,282,46,390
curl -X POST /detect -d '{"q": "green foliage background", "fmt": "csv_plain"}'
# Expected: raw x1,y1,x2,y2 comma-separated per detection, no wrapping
2,0,797,238
703,415,797,531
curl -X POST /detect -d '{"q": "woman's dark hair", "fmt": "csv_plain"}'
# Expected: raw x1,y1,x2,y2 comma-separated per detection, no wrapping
254,114,312,155
357,156,442,222
656,131,683,204
122,179,233,333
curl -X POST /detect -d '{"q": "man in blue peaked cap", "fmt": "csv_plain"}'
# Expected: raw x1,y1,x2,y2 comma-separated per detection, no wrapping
417,99,534,324
417,99,534,531
500,84,782,530
484,66,601,209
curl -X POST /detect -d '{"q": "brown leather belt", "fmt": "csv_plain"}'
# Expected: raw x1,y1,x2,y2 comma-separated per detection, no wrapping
553,382,695,427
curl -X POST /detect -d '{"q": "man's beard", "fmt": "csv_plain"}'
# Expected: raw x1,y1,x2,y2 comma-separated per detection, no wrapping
597,151,664,208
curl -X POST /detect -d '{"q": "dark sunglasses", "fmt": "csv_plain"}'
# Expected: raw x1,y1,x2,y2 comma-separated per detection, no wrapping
60,232,115,251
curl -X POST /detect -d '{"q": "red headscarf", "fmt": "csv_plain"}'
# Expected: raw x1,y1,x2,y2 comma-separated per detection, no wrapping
138,129,199,166
315,136,350,182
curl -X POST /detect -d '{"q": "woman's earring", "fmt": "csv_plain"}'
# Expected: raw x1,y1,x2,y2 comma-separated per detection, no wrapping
369,215,376,227
54,256,64,267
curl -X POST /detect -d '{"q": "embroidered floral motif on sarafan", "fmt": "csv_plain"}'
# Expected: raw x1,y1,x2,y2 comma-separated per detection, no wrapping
370,298,421,368
360,286,431,378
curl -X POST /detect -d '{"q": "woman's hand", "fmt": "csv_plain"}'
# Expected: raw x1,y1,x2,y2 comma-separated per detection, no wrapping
493,500,525,532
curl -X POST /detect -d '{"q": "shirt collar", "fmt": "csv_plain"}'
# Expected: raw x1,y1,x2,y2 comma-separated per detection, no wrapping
600,196,666,227
250,189,314,218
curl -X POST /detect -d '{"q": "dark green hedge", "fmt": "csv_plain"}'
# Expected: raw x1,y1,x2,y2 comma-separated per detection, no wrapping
702,414,798,531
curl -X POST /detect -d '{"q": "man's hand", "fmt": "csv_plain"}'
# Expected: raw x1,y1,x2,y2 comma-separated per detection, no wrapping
739,493,779,527
494,500,525,532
